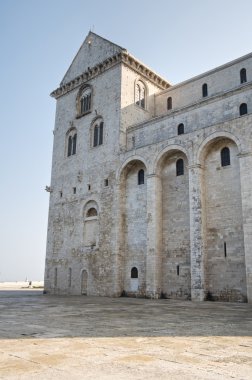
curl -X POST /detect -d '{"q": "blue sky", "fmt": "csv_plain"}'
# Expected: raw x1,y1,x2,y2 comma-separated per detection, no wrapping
1,0,252,281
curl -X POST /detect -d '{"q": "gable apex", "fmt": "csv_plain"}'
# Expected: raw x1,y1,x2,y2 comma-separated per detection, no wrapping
60,32,126,86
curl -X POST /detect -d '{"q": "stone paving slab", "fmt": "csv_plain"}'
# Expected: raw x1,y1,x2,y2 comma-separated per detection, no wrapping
0,290,252,379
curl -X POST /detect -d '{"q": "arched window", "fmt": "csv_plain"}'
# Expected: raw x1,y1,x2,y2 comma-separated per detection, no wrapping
240,68,247,84
202,83,208,97
176,159,184,176
94,126,98,147
77,86,92,116
138,169,144,185
240,103,247,116
86,208,97,217
66,128,77,157
72,134,77,155
167,96,172,110
221,147,230,167
131,267,138,279
92,119,104,147
178,123,184,135
67,136,72,157
135,80,146,109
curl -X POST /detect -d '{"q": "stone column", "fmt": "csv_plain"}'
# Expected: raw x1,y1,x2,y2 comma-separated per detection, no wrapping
145,174,162,298
238,153,252,303
188,164,205,301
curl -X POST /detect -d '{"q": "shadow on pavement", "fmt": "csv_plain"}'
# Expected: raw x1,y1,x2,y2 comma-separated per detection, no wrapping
0,290,252,339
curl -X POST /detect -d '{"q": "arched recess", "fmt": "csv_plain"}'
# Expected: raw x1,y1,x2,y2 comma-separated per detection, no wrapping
155,148,191,300
119,158,147,296
83,200,99,248
199,135,247,302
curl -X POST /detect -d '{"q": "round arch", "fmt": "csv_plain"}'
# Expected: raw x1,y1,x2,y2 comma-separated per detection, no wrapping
153,144,189,175
117,155,149,183
197,131,242,165
134,77,148,109
82,199,99,219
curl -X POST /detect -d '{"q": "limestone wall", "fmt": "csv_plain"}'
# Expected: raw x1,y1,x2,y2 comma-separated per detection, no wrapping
155,54,252,116
45,34,252,302
45,62,122,295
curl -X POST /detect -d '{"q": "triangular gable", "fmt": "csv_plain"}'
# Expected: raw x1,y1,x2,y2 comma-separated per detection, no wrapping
61,32,125,85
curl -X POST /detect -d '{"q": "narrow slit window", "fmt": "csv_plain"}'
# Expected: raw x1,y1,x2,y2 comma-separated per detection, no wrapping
167,96,172,110
138,169,145,185
221,147,230,167
240,68,247,84
176,159,184,176
224,242,227,258
202,83,208,97
177,265,180,276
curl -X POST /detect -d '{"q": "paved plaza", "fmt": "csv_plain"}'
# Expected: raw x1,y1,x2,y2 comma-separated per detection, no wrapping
0,289,252,379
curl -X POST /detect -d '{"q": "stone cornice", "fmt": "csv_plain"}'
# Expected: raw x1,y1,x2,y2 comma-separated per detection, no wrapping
121,52,170,90
127,82,252,133
50,52,170,99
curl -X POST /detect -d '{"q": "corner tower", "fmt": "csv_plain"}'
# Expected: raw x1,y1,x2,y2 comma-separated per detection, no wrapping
45,32,127,295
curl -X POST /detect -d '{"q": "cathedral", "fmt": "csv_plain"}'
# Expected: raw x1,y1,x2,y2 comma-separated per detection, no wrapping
45,32,252,302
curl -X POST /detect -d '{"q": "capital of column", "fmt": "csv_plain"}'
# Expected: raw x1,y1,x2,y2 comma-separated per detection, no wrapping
187,163,203,170
147,173,159,179
237,151,252,158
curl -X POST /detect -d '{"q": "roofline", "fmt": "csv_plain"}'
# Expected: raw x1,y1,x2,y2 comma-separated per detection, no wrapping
60,31,126,86
88,31,125,51
157,51,252,95
51,51,170,99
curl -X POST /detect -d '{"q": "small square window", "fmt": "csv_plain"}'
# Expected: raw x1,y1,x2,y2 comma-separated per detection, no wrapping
73,187,76,194
104,179,109,187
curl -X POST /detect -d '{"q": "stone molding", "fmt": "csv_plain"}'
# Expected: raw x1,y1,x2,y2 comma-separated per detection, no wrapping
51,52,170,99
187,164,203,170
237,151,252,158
128,82,252,132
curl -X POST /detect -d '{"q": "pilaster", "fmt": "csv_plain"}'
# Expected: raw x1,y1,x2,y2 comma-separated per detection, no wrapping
145,174,162,298
188,164,205,301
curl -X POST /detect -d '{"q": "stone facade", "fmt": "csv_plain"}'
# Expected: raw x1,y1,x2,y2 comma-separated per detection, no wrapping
45,32,252,302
